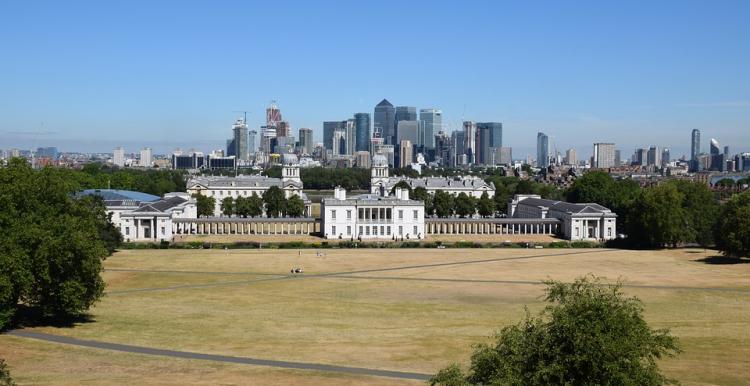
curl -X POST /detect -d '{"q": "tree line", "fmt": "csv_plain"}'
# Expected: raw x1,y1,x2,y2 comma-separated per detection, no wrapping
194,186,307,218
566,171,750,256
76,163,186,196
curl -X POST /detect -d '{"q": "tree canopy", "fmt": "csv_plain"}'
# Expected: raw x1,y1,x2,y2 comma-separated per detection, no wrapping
0,159,113,329
220,196,234,217
263,186,286,217
193,194,215,218
454,193,476,218
433,191,455,218
431,276,680,386
714,191,750,257
476,192,495,217
285,194,306,217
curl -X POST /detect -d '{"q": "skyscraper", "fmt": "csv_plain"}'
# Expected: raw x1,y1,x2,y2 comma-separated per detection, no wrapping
323,121,346,151
647,146,661,167
374,99,395,145
139,147,153,168
565,148,577,165
614,150,621,167
661,148,670,167
395,106,417,122
397,121,420,146
399,140,413,168
419,109,442,149
232,118,249,161
475,122,503,165
276,121,290,137
536,132,550,168
463,121,477,164
593,143,615,168
299,128,313,155
710,138,722,170
113,147,125,167
451,130,466,165
248,130,257,155
346,119,356,155
691,129,701,171
354,113,371,152
266,102,282,128
498,147,513,165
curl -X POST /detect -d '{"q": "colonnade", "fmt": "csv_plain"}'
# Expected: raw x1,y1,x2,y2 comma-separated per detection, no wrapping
425,220,560,235
172,219,318,236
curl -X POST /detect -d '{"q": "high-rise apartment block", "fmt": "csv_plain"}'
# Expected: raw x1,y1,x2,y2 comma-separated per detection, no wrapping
113,147,125,167
536,132,550,168
592,143,615,168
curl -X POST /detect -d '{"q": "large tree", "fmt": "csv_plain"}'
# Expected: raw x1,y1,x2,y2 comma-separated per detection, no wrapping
234,196,250,218
247,194,264,217
193,194,215,218
431,276,680,386
263,186,286,218
476,192,495,217
714,191,750,257
628,184,689,247
220,196,234,217
668,180,719,247
433,190,455,218
285,194,306,217
0,159,110,329
454,193,476,218
412,187,433,216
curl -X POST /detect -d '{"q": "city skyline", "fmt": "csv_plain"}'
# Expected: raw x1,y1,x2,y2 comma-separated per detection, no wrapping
1,2,749,157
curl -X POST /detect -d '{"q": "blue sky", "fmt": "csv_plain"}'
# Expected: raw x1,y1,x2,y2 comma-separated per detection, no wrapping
1,0,749,158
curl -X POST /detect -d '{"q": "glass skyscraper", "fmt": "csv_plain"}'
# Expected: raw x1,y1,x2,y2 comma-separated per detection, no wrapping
374,99,395,145
354,113,371,152
537,132,550,168
323,121,346,151
690,129,701,171
419,109,442,149
475,122,502,165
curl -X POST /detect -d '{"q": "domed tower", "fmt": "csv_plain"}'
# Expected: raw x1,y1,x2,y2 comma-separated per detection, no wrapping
371,154,389,196
281,154,302,197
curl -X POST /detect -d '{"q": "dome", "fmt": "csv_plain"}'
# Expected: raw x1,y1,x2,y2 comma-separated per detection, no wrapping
282,153,299,165
372,154,388,167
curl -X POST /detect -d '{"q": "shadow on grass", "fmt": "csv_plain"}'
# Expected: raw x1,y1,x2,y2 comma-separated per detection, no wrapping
694,255,750,265
6,305,96,331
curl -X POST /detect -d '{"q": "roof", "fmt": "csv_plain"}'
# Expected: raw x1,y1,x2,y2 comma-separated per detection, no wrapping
187,175,303,190
77,189,160,202
323,193,423,206
517,197,613,215
383,176,495,191
376,98,393,107
131,196,189,213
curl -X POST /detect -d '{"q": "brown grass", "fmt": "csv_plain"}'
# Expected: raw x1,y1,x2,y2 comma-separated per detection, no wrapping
2,248,749,385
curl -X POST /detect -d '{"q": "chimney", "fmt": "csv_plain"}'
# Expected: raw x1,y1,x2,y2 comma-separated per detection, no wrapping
334,186,346,200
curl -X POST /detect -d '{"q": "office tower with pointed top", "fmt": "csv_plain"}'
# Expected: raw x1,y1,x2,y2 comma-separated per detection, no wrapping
374,99,395,145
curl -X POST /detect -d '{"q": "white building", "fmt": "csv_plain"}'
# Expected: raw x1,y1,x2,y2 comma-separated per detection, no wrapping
186,154,311,217
139,147,153,168
321,187,425,240
113,147,125,167
593,143,615,168
508,194,617,241
77,189,196,242
370,154,495,198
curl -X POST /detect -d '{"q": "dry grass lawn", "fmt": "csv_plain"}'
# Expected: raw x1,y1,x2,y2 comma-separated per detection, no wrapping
2,248,749,385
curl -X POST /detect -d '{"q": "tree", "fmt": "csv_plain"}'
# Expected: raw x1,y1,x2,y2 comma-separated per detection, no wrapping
714,191,750,257
193,194,215,218
714,178,736,188
234,196,250,218
476,192,495,217
566,171,616,204
0,359,15,386
412,187,433,216
668,180,719,247
220,196,234,217
78,195,122,254
431,276,680,386
285,194,305,217
454,193,476,218
390,180,412,195
263,186,286,217
433,191,455,218
628,184,689,247
0,159,109,329
247,194,264,217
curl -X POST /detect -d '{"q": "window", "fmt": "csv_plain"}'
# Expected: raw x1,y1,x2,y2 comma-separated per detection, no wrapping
359,226,363,235
332,226,337,235
331,210,337,219
359,208,364,219
161,227,166,235
607,228,612,237
398,210,403,219
575,228,579,237
386,226,391,235
366,226,370,235
125,227,130,236
398,226,403,235
413,226,418,235
373,227,378,236
380,226,384,235
347,226,351,236
413,210,418,220
347,210,352,219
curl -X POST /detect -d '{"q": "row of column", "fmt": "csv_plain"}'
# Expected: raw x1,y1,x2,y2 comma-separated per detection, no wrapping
425,222,558,235
173,221,317,235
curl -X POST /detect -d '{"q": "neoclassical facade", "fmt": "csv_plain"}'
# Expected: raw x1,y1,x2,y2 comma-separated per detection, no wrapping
508,194,617,241
321,187,425,240
370,154,495,198
186,154,311,217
